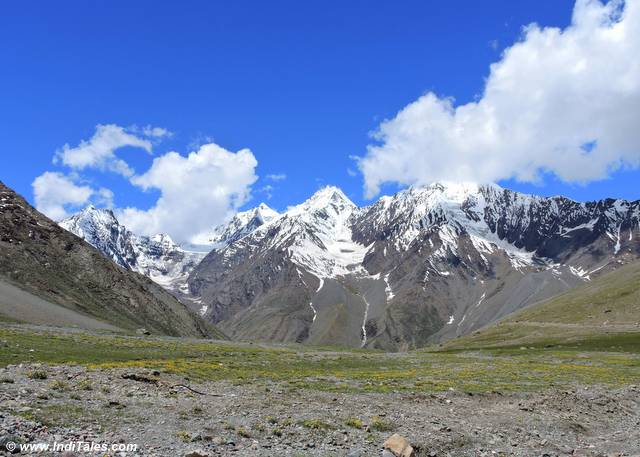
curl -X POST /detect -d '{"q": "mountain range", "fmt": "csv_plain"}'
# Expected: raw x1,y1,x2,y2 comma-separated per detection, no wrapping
56,181,640,350
60,206,206,295
0,181,223,338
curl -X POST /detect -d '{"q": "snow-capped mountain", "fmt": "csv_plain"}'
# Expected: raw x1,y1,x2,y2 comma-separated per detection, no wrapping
207,203,279,247
0,182,218,338
189,183,640,349
60,206,207,294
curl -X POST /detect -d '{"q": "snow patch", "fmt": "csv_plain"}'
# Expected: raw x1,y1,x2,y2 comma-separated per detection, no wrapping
569,266,591,281
614,225,622,255
383,273,394,301
360,295,371,347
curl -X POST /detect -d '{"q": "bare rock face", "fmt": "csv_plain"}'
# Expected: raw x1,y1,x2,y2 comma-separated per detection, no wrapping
0,181,221,338
188,183,640,350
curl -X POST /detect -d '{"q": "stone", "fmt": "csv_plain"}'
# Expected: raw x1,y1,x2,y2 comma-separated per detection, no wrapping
184,451,210,457
121,373,158,384
383,433,414,457
382,451,396,457
347,449,364,457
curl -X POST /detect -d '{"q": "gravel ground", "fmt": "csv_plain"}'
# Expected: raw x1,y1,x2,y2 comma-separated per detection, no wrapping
1,364,639,457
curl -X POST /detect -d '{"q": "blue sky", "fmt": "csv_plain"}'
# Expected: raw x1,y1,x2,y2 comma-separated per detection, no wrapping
1,0,639,241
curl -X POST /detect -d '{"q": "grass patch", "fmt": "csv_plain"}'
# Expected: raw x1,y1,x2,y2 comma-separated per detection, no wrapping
49,380,68,391
345,417,363,429
237,427,251,438
1,326,640,395
369,416,394,432
192,405,204,415
175,431,191,442
300,418,333,430
76,379,93,391
26,369,48,380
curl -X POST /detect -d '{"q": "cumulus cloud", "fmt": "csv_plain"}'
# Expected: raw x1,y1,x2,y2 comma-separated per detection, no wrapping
54,124,166,177
358,0,640,197
35,123,259,242
32,172,94,220
118,143,258,243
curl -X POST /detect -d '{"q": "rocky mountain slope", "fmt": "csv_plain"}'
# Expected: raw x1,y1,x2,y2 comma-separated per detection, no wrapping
189,182,640,349
0,181,222,338
60,207,206,295
445,259,640,350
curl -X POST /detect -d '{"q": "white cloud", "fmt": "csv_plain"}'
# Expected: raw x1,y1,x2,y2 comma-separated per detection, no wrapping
36,123,258,242
119,142,258,243
260,184,275,199
266,173,287,181
95,187,115,208
358,0,640,197
32,172,94,220
141,125,172,138
54,124,166,177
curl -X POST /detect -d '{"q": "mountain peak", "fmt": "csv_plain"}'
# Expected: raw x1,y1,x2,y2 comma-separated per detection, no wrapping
63,205,118,229
253,203,279,222
303,186,355,211
150,233,177,246
206,203,280,247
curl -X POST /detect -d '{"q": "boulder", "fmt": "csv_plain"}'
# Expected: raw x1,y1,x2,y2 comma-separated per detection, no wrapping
383,433,414,457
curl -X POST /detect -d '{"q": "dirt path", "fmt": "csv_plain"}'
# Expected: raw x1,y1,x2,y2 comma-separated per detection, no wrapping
516,321,640,330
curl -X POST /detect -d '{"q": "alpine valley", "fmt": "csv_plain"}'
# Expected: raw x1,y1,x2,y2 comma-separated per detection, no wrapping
59,182,640,350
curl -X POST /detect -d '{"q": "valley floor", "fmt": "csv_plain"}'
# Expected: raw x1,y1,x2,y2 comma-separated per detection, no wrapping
1,325,639,456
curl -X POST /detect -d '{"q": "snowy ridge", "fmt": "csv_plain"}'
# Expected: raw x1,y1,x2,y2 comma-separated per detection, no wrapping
188,181,640,349
205,203,279,247
210,182,640,288
353,182,640,275
214,186,373,279
65,181,639,307
284,187,371,278
60,206,207,293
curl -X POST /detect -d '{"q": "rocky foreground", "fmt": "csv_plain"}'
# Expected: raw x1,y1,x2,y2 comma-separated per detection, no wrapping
1,364,639,457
